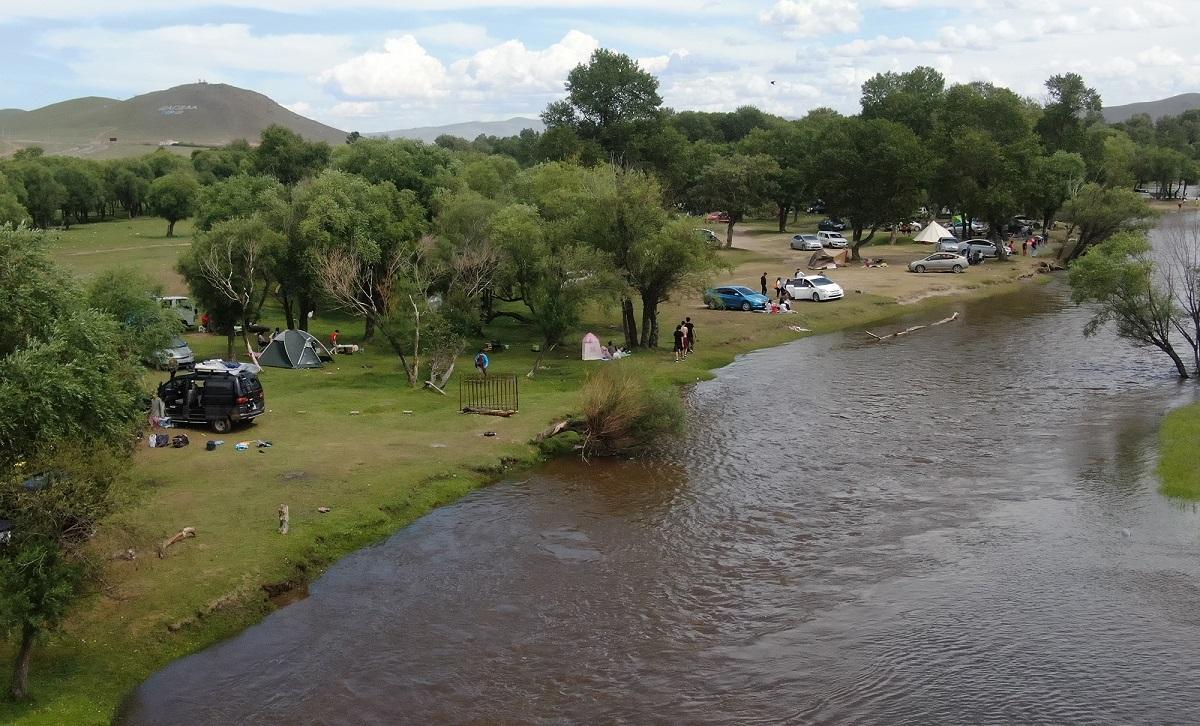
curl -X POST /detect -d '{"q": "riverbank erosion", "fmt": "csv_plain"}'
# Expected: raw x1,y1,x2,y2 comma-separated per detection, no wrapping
1158,402,1200,499
2,228,1044,724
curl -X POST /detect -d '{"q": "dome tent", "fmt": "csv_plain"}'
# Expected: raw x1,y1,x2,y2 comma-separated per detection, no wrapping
581,333,604,361
258,329,333,369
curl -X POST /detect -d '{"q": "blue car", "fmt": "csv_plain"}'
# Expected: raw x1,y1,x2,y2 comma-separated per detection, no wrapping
704,285,770,311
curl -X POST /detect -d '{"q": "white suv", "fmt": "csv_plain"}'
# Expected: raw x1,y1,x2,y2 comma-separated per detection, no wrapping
817,231,849,248
784,275,845,302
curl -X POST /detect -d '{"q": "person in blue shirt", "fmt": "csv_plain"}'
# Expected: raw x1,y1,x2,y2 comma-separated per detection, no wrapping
474,349,490,377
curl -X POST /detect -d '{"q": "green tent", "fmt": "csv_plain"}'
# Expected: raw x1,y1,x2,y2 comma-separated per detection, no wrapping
258,329,332,369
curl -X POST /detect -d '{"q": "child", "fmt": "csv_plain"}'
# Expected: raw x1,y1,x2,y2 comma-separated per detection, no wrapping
474,349,489,377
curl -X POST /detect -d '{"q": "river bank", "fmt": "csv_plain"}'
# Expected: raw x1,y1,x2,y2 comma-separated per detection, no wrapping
2,220,1045,724
1158,402,1200,499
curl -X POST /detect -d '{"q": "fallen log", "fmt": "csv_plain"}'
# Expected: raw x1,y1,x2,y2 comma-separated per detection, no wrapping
865,312,958,342
424,380,448,396
462,407,516,417
157,526,196,558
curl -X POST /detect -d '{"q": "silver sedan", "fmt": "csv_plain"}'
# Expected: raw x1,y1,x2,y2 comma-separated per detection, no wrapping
908,252,968,273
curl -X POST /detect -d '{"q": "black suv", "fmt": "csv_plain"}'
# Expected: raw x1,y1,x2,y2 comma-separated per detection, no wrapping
818,217,847,232
157,361,265,433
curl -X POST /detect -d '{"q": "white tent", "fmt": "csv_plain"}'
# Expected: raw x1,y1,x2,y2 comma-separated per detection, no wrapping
581,332,604,361
913,221,955,244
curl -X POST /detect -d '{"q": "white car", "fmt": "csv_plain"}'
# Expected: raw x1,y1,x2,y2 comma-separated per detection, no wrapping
960,238,999,258
817,231,849,248
157,295,198,329
784,275,844,302
790,234,823,251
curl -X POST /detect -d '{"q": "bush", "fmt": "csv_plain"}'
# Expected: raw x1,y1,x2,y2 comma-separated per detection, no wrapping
579,367,683,456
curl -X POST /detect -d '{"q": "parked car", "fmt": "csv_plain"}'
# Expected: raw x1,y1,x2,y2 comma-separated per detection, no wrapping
156,359,265,433
807,201,826,214
151,335,195,370
705,211,731,223
960,238,1000,258
784,275,844,302
704,286,769,311
156,296,198,329
908,252,968,273
935,238,963,253
791,234,823,251
817,217,847,232
695,228,720,244
817,231,849,248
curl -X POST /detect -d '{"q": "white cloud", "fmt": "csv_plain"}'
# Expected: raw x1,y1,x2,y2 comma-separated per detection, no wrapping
410,22,495,50
760,0,862,37
637,48,689,74
450,30,598,92
316,35,447,99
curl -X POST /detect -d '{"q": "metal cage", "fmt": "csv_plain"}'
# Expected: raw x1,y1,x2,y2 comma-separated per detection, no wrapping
459,374,519,414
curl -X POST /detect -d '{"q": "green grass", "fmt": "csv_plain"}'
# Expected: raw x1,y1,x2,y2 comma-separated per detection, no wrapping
50,216,192,293
1158,402,1200,500
0,215,1041,723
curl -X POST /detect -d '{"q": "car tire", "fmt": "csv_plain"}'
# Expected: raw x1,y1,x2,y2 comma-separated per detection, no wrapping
915,264,926,273
705,300,713,309
953,264,964,273
211,416,232,434
741,302,751,311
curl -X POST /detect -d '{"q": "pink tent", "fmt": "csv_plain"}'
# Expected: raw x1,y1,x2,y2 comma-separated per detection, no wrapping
581,332,604,360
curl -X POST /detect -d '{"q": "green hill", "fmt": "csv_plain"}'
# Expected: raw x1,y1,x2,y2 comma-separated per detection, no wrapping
0,83,346,158
1102,93,1200,123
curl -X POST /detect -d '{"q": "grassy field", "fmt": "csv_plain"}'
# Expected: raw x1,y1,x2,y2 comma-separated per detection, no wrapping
1158,402,1200,500
1,215,1045,724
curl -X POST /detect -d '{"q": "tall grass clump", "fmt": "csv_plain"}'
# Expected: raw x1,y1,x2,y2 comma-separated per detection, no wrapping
579,366,683,456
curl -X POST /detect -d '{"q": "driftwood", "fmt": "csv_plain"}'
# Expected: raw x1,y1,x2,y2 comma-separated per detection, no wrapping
462,407,515,417
278,504,289,535
1036,260,1065,273
865,312,959,342
157,527,196,558
534,419,586,442
424,380,448,396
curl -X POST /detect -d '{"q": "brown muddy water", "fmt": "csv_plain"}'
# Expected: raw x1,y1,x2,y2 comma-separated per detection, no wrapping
123,279,1200,725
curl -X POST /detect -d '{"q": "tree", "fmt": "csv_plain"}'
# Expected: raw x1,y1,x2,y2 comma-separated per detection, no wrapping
1036,73,1102,154
190,218,280,355
250,125,331,186
860,66,945,139
1069,232,1190,379
693,154,780,247
0,227,142,699
84,268,180,362
542,48,664,165
332,137,456,211
741,121,818,232
1028,151,1086,235
194,174,286,231
1160,215,1200,374
146,172,199,237
815,118,927,259
1058,183,1151,262
107,160,152,218
7,162,65,228
0,171,29,226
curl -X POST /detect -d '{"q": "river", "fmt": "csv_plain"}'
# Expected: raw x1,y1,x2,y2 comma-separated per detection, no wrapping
122,278,1200,724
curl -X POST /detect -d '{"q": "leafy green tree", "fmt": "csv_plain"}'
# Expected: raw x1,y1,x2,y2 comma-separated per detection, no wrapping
542,48,664,165
194,174,286,231
860,66,945,139
143,149,190,179
0,171,29,226
105,159,152,218
84,268,180,362
742,120,818,232
434,134,472,152
1036,73,1102,154
1069,232,1190,379
250,125,331,186
1083,126,1137,189
693,153,780,247
332,137,456,211
1028,151,1086,235
49,159,102,228
1058,183,1151,262
815,117,927,259
0,227,143,699
146,172,199,237
191,142,250,184
7,162,65,228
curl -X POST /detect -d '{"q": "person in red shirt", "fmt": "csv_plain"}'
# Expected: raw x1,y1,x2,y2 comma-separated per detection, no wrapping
330,329,340,351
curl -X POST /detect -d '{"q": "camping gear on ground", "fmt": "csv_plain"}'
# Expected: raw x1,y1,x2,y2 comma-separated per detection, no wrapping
156,362,265,434
235,442,250,451
581,333,604,361
333,343,360,355
807,248,849,270
206,441,217,451
913,221,956,244
258,329,333,369
149,434,170,448
257,440,272,448
171,434,190,448
0,519,13,545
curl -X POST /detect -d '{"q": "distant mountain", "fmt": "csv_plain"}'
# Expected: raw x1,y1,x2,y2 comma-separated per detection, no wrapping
375,117,544,143
0,83,346,159
1103,93,1200,124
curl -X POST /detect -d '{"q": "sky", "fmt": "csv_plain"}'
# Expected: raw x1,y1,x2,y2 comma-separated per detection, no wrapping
0,0,1196,132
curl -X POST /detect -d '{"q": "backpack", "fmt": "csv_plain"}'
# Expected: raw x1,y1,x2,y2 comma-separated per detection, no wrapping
171,434,190,448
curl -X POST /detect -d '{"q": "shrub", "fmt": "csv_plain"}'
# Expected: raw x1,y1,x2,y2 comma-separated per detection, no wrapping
579,367,683,456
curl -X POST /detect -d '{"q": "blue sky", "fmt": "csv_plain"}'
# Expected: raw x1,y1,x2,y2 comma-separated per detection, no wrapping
1,0,1195,131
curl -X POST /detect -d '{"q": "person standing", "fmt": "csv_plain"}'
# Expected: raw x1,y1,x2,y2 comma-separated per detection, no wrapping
684,317,695,354
673,324,685,362
760,273,768,296
1021,238,1029,256
330,329,340,350
775,277,784,302
474,349,490,377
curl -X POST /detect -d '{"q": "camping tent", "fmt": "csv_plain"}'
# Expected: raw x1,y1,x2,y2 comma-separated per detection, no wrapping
257,329,333,369
807,248,849,270
913,221,955,244
581,332,604,361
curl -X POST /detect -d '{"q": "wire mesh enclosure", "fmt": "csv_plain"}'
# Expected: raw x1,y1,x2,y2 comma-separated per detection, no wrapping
459,374,519,415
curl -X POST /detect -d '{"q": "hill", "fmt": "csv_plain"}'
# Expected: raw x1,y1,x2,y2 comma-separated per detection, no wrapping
0,83,347,159
376,116,544,143
1102,93,1200,123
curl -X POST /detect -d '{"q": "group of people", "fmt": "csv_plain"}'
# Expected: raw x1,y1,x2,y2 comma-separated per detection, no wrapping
672,317,696,362
1020,236,1043,256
